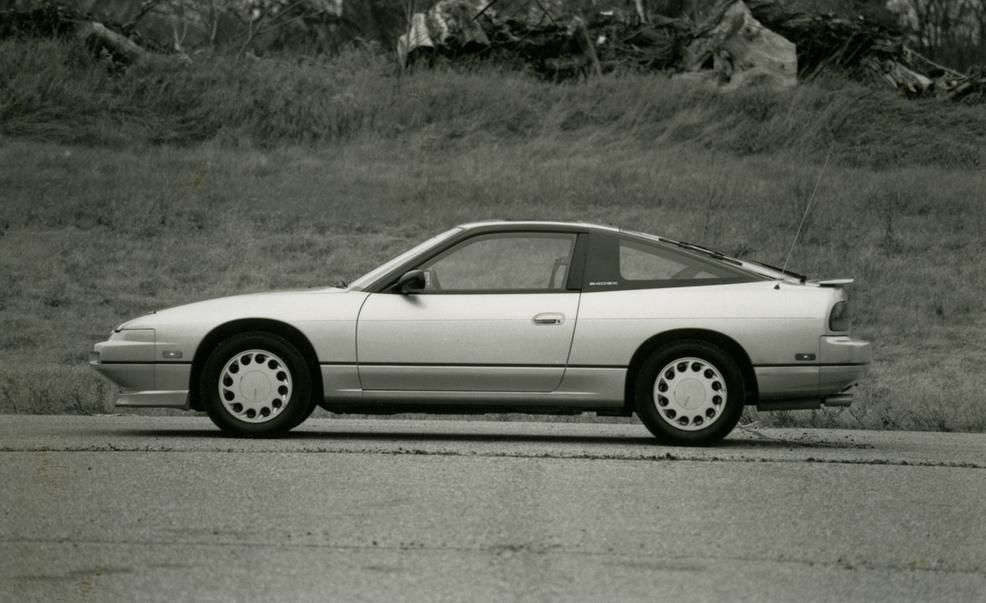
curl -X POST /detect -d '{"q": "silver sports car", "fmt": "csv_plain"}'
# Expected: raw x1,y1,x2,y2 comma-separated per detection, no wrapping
91,220,871,444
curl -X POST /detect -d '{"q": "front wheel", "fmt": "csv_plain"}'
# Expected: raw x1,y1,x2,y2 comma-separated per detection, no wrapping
200,332,314,437
634,340,745,446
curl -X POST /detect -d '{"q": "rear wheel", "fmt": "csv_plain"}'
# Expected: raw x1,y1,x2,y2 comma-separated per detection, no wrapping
634,340,745,445
200,332,314,437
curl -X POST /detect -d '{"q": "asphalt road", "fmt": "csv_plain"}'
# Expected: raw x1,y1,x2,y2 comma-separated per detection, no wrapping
1,416,984,602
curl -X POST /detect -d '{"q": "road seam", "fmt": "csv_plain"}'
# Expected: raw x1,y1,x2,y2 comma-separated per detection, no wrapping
1,536,983,576
0,446,983,469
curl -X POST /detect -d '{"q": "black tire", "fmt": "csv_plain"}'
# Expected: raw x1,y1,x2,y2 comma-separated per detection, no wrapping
634,339,745,446
289,392,320,428
200,331,314,437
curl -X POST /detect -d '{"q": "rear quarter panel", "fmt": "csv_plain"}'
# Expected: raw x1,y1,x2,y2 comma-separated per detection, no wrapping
569,281,831,366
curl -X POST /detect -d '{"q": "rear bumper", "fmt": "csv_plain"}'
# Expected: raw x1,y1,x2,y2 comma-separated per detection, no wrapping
90,359,191,410
820,335,871,366
818,336,871,398
754,336,871,411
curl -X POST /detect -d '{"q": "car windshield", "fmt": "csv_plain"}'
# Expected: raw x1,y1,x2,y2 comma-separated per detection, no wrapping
348,227,462,290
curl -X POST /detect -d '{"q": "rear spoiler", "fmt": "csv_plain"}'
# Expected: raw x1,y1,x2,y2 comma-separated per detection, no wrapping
809,278,854,287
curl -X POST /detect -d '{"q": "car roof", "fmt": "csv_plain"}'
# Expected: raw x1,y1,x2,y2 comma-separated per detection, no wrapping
452,221,787,282
456,220,623,234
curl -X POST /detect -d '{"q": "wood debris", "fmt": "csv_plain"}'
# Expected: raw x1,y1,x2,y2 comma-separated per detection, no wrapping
681,0,797,91
0,4,178,67
397,0,986,102
1,0,982,102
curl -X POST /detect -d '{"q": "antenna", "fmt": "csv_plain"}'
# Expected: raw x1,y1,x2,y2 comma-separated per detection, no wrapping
780,152,831,281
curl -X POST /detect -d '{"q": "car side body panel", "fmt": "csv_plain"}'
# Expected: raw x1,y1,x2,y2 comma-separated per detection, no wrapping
136,288,368,364
355,291,581,392
566,281,865,407
92,288,369,409
568,283,828,367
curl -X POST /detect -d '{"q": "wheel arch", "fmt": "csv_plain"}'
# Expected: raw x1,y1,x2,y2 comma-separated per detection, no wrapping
623,328,758,412
187,318,323,411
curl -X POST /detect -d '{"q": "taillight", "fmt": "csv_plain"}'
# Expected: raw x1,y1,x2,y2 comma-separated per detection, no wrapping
829,301,851,331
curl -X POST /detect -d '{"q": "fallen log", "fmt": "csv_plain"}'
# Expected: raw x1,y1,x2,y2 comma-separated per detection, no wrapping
77,21,162,67
0,4,182,69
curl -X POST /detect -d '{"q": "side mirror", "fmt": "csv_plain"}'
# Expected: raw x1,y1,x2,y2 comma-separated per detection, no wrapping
396,269,426,294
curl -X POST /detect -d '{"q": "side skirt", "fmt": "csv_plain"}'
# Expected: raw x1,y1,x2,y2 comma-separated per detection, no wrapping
323,404,631,417
318,364,627,411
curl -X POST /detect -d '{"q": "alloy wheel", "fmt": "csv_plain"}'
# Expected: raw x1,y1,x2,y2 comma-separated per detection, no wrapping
218,349,293,423
652,356,727,431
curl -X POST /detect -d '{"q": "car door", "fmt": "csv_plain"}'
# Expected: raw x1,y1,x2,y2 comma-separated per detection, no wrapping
356,231,582,392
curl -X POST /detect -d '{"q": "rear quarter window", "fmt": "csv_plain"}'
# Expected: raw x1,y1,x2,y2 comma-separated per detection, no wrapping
620,240,733,281
585,234,753,290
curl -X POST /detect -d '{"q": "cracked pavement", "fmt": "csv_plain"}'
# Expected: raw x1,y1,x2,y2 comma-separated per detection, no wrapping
1,416,984,601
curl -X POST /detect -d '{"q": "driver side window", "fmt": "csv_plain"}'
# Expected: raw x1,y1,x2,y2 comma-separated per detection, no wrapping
419,233,576,292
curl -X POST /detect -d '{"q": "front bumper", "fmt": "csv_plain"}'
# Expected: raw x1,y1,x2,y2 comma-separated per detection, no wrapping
755,336,871,411
90,330,191,409
90,361,191,409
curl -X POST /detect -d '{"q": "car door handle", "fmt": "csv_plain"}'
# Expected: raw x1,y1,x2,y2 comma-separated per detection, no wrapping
532,313,565,325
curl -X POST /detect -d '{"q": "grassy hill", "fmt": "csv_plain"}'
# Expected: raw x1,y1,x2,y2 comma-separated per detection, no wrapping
1,39,985,430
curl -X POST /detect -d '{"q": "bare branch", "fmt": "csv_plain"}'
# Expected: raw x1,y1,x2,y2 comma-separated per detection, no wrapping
125,0,168,32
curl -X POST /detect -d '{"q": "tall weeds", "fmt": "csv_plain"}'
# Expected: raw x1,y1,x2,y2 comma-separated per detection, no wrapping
2,38,984,169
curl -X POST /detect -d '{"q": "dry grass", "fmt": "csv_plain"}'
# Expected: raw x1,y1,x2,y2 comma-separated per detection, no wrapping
2,139,985,429
3,38,985,168
1,39,984,429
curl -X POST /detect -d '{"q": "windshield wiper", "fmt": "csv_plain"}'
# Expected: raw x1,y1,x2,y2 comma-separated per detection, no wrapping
331,279,350,289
